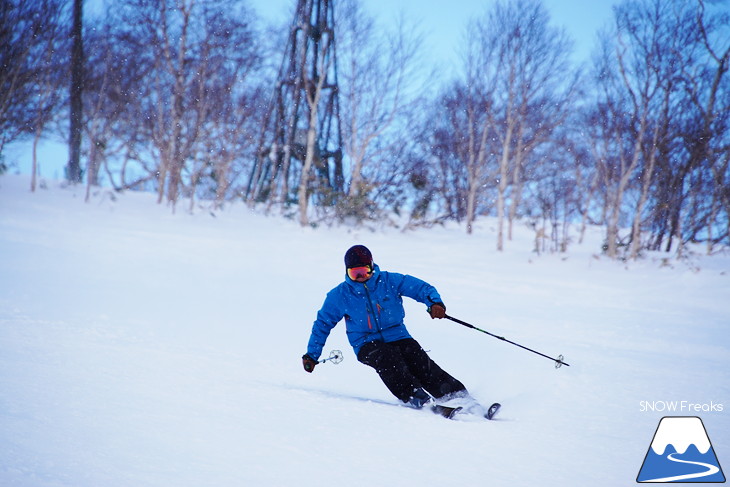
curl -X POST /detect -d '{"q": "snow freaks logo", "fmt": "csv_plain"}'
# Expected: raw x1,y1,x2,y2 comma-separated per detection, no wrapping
636,416,726,483
639,401,724,413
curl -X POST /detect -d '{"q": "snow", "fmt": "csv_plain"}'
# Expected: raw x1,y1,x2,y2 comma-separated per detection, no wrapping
1,174,728,487
650,417,711,455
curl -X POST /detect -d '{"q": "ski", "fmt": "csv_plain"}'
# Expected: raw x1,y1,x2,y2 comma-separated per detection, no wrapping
433,402,501,420
298,387,501,421
432,404,463,419
485,402,501,420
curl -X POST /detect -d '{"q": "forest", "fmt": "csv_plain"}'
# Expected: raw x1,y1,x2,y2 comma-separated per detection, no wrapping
1,0,729,258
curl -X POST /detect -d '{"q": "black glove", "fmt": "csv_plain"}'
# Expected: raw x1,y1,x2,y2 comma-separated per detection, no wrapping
302,353,318,373
428,302,446,319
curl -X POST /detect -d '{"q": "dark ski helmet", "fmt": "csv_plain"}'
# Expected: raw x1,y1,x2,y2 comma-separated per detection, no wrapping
344,244,373,269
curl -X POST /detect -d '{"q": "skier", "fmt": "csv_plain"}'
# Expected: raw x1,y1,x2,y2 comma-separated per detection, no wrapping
302,244,479,413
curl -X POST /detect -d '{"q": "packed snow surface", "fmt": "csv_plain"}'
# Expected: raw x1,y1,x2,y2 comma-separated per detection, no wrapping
1,175,728,486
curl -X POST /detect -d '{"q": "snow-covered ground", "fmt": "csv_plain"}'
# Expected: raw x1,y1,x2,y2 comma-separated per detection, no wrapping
1,174,728,487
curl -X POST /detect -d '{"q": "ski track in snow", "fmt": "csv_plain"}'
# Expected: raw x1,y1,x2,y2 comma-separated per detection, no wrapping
643,453,720,482
1,175,729,487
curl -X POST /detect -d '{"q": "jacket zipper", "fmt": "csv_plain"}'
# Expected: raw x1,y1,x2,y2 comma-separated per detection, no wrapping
363,282,383,337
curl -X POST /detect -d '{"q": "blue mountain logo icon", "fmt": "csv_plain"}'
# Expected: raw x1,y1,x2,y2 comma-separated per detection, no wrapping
637,416,725,483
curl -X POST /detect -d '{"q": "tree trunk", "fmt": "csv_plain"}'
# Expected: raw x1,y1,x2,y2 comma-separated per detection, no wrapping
298,115,319,226
31,127,41,192
67,0,84,183
496,121,513,251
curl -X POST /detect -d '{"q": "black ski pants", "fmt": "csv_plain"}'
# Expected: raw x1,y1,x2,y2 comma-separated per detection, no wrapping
356,338,466,403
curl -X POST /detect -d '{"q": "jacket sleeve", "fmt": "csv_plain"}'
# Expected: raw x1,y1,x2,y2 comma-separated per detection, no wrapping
394,273,443,307
306,289,345,361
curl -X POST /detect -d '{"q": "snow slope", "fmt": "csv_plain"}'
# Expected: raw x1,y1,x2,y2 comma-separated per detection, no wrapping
1,174,728,487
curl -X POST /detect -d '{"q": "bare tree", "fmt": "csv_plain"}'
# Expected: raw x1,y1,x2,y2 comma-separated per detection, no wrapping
494,1,576,250
0,0,66,159
82,20,119,201
80,16,155,193
92,0,262,210
246,0,343,226
615,0,681,259
195,85,266,210
296,35,332,226
31,40,65,192
66,0,84,183
456,28,499,234
679,0,730,252
30,4,68,192
426,80,495,232
334,0,425,224
588,3,666,259
441,0,576,246
588,0,730,258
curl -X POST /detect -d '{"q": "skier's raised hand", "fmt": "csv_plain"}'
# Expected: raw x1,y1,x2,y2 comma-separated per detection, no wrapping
428,303,446,319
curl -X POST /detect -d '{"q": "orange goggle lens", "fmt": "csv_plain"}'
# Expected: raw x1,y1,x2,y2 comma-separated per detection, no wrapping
347,265,372,280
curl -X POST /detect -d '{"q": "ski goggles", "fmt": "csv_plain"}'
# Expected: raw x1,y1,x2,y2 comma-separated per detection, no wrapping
347,265,373,281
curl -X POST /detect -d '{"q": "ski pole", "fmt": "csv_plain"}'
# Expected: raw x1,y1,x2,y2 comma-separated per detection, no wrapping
318,349,344,365
444,315,570,368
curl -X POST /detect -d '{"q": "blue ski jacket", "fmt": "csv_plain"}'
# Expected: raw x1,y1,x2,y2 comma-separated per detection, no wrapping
306,264,443,360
